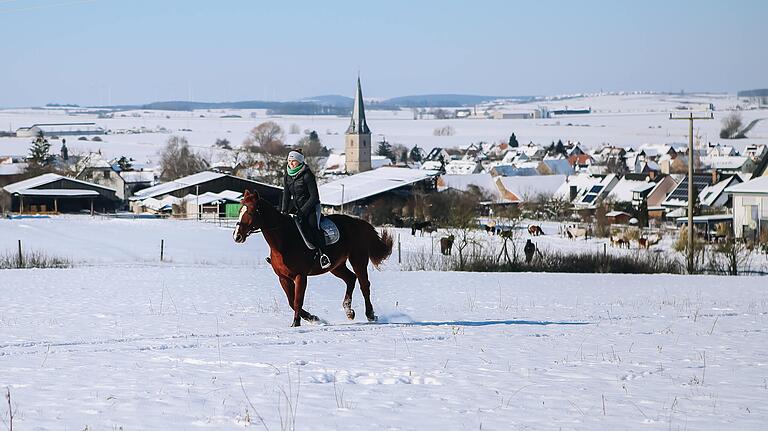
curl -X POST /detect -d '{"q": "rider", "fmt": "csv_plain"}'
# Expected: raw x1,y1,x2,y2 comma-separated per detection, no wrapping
282,149,331,269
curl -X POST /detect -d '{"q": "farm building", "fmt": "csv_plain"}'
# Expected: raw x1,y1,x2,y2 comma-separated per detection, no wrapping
319,166,440,214
15,122,105,137
131,171,282,212
3,173,120,214
725,175,768,240
606,211,632,225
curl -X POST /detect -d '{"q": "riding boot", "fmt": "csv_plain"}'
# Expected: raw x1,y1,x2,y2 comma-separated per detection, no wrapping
314,229,331,269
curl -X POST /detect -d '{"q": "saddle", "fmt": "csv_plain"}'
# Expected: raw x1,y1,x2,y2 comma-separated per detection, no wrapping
290,215,340,250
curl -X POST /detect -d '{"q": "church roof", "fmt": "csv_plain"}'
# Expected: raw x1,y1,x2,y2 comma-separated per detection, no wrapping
346,77,370,135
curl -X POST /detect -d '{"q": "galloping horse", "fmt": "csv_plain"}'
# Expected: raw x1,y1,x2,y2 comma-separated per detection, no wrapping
233,190,393,327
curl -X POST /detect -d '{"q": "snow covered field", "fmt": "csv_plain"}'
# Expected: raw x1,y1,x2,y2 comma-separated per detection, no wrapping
1,216,768,430
1,93,766,166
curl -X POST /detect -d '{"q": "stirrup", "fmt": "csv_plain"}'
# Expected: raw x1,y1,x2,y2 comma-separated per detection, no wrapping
319,253,331,269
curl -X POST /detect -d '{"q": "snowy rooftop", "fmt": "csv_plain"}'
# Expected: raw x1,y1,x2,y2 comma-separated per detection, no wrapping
133,171,278,200
3,173,116,194
607,178,654,202
319,167,440,206
14,188,100,197
725,175,768,195
496,175,566,202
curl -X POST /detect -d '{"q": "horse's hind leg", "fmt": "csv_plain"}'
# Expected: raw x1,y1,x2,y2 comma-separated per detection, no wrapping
331,264,357,320
350,257,376,322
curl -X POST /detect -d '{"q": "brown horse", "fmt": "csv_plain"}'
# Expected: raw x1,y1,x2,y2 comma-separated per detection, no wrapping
233,190,393,327
528,225,544,236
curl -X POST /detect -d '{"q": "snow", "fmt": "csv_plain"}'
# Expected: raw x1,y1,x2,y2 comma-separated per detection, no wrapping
133,171,229,199
725,175,768,195
2,93,766,171
1,216,768,429
319,167,439,206
9,188,99,197
3,172,117,194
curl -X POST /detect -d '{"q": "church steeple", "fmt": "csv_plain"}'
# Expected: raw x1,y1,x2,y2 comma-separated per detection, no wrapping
346,76,370,134
344,75,372,173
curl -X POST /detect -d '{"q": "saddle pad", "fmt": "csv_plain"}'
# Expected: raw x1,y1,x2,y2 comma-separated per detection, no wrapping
292,215,340,250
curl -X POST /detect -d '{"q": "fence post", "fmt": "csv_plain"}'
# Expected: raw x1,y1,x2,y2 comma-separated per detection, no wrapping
17,239,23,268
398,233,401,264
160,239,164,262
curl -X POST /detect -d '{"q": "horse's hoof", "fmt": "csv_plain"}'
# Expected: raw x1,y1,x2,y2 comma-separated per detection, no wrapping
367,313,377,323
291,319,301,327
346,309,356,320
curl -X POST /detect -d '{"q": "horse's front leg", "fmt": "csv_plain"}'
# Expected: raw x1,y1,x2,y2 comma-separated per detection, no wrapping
279,275,317,326
291,274,308,327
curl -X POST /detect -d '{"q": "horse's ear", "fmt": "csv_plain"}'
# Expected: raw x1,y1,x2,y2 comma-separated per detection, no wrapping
251,189,260,199
242,189,251,199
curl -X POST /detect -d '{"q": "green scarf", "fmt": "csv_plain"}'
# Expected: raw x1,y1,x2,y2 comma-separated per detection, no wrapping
287,163,304,177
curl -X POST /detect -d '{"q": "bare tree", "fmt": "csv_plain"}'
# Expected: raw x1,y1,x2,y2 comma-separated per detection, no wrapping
159,136,208,181
244,121,286,155
295,130,330,174
720,111,744,139
243,122,289,185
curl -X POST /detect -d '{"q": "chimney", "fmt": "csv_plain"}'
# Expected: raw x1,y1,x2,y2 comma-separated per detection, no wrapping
711,170,718,184
569,185,578,202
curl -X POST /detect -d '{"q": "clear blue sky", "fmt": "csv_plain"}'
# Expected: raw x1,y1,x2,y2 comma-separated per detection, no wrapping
0,0,765,106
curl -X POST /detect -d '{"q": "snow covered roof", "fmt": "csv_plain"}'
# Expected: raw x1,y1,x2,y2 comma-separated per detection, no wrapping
607,178,654,202
3,173,116,194
495,175,566,202
725,175,768,195
319,167,440,206
553,173,602,200
15,189,99,197
182,191,242,206
120,171,155,184
439,174,499,199
133,171,226,199
445,160,482,175
491,165,539,176
133,171,279,200
704,156,749,170
699,176,741,207
606,211,630,217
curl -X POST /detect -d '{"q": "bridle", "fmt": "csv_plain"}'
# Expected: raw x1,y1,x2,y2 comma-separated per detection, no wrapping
236,200,281,237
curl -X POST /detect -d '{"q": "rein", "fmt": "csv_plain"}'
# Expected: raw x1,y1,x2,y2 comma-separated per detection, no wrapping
237,200,287,237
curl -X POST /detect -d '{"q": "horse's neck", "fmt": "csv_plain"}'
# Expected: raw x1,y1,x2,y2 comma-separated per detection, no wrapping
259,202,295,252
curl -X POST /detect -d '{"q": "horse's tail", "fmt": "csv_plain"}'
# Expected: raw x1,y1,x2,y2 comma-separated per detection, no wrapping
368,226,394,269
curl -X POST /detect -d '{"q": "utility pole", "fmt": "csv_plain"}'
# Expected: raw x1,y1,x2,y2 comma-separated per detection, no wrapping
669,111,713,274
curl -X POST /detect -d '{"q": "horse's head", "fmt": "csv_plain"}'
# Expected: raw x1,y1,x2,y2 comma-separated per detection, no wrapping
233,189,263,244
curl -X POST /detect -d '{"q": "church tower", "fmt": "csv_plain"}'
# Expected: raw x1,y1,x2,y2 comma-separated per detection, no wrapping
344,76,372,173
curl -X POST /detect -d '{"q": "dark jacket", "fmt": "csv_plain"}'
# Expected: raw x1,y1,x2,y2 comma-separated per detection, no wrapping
281,165,319,217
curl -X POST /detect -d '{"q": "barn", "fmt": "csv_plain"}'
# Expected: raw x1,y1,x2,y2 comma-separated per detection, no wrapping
3,173,121,214
130,171,282,213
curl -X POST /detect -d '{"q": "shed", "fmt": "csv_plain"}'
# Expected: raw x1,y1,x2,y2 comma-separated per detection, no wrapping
3,173,120,214
606,210,632,225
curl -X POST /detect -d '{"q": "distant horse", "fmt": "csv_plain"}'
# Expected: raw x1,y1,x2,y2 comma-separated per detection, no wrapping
233,190,393,327
440,235,455,255
411,220,433,236
567,227,586,239
610,236,628,248
528,225,544,236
